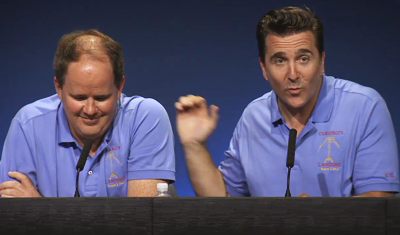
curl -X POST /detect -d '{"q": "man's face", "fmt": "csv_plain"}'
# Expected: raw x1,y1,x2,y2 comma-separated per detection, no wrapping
55,54,124,146
259,31,325,112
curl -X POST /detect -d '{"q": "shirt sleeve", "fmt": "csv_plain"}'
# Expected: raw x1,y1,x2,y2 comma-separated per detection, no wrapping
353,97,399,194
127,98,175,182
0,118,37,187
219,119,250,196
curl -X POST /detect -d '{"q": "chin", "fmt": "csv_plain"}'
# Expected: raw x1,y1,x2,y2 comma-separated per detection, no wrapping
80,133,100,141
78,128,103,140
290,103,307,110
283,99,307,110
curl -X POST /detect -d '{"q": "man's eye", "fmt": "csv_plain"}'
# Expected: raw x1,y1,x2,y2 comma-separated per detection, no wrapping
300,56,309,62
74,96,86,101
96,97,108,101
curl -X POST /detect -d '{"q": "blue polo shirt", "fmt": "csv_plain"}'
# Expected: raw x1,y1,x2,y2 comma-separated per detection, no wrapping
0,93,175,197
219,75,399,197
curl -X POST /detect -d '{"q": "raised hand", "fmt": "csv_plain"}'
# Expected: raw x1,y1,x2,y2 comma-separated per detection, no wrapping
175,95,219,146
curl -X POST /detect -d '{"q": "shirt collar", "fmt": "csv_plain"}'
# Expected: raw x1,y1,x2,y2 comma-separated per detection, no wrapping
270,90,283,124
57,102,76,144
310,74,334,123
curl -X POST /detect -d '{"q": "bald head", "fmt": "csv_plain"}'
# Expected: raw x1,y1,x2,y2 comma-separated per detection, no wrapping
53,29,124,89
74,35,111,63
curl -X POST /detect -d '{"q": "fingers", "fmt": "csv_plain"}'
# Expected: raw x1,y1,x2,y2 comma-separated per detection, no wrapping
297,192,310,197
0,194,14,198
0,188,17,197
0,173,40,197
0,180,20,190
0,182,20,197
209,105,219,123
8,171,32,186
176,95,207,111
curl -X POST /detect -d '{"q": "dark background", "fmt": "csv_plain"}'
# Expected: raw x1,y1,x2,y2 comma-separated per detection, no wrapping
0,0,399,196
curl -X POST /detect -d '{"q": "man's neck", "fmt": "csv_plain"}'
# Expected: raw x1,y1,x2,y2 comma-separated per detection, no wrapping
89,139,102,156
278,100,313,134
278,85,321,134
76,136,103,157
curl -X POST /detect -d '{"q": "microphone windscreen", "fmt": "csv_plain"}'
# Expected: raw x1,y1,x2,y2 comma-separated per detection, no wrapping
76,139,93,171
286,128,297,168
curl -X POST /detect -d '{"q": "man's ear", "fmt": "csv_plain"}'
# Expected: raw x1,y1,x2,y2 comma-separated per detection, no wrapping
117,76,125,99
259,57,268,81
320,51,326,75
54,76,63,100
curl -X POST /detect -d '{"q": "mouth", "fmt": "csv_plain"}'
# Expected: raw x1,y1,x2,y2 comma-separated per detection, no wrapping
81,117,100,125
287,88,302,95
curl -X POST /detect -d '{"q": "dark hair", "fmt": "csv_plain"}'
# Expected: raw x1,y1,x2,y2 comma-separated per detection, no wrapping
256,6,324,63
53,29,124,88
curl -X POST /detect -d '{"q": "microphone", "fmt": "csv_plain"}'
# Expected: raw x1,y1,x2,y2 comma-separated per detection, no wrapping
74,139,93,197
285,128,297,197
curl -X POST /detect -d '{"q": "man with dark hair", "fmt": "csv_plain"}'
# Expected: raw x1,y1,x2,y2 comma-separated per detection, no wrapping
175,6,399,197
0,29,175,197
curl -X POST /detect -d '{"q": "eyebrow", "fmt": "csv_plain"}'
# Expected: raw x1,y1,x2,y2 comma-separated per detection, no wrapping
269,52,286,62
296,48,313,55
93,94,112,99
70,93,87,98
69,93,112,98
269,49,314,62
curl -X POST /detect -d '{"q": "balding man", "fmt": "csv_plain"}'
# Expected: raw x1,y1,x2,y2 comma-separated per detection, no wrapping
0,29,175,197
